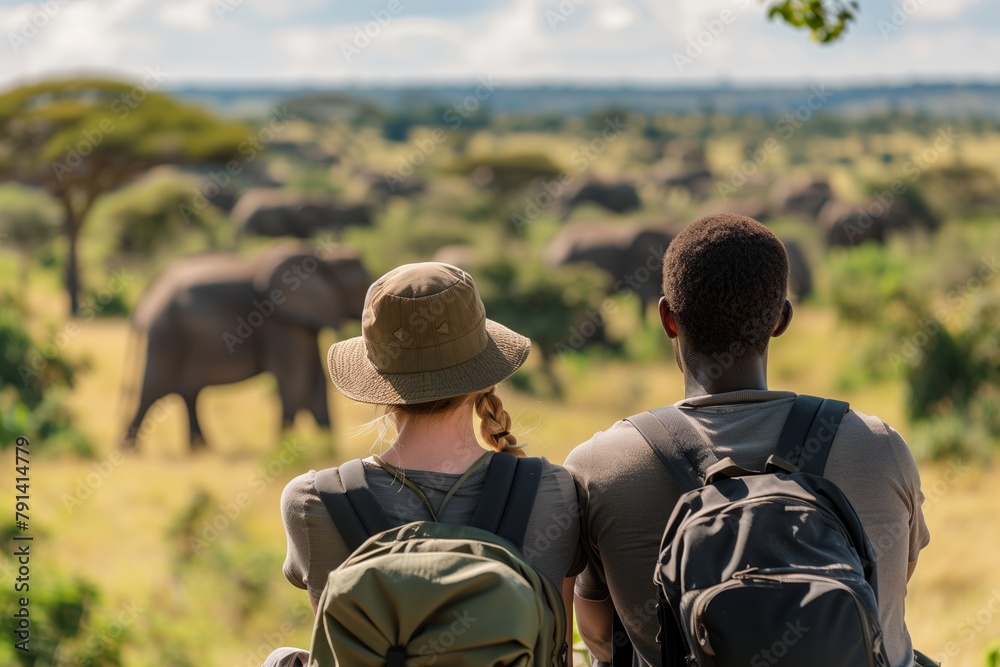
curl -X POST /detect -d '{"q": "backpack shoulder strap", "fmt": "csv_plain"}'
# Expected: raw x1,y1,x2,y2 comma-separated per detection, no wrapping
471,453,543,550
314,460,393,552
625,407,714,494
775,395,850,476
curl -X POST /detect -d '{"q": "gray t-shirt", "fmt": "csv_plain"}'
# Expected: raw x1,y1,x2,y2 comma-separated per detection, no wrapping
281,453,585,601
565,390,930,667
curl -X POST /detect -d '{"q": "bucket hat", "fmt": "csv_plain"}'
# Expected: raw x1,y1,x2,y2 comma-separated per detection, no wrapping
327,262,531,405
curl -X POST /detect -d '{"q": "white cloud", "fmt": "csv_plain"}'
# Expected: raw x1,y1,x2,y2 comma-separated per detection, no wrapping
915,0,983,21
158,0,214,32
595,4,636,31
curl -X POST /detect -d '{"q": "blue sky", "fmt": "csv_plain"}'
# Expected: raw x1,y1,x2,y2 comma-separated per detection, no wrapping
1,0,997,89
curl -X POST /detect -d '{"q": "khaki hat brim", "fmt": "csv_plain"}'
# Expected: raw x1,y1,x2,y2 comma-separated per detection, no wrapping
327,319,531,405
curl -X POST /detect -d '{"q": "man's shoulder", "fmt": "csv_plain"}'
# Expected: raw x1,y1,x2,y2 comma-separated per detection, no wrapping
565,418,660,487
830,407,916,480
835,407,906,453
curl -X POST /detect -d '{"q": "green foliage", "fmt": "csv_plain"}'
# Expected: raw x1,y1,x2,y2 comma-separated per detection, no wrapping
917,165,1000,220
0,185,60,277
0,553,117,667
476,255,609,394
447,153,564,192
0,297,89,454
986,641,1000,667
908,413,992,462
0,78,250,314
827,244,917,326
102,171,224,257
767,0,859,43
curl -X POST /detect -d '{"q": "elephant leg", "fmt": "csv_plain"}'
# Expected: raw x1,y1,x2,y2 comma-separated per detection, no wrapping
265,325,320,432
309,358,331,428
183,391,207,452
122,344,174,451
122,391,159,452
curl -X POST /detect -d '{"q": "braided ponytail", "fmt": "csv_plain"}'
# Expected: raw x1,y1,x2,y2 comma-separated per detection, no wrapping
474,387,525,457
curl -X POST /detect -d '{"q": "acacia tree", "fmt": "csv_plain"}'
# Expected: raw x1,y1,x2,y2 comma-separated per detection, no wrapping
0,78,250,314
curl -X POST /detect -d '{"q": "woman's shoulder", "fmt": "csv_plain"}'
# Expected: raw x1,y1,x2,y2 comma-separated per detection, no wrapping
280,469,320,517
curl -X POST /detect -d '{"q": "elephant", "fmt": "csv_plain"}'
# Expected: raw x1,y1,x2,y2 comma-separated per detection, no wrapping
783,239,813,301
546,222,674,321
547,221,811,310
818,199,930,248
232,189,373,241
560,180,642,219
769,177,833,220
655,167,715,199
366,172,426,205
121,243,371,452
696,198,771,223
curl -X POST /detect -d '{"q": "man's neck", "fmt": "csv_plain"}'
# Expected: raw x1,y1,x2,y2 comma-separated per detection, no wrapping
681,357,769,399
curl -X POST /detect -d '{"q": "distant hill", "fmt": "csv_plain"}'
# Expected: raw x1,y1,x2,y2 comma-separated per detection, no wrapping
171,81,1000,120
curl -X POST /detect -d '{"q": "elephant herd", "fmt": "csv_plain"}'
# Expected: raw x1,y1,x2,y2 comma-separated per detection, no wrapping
124,163,938,453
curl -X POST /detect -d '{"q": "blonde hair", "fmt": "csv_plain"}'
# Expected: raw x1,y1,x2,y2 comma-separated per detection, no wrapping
377,387,524,456
473,386,525,457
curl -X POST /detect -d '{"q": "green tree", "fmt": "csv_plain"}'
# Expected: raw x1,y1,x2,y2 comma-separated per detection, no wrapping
0,295,87,453
767,0,859,43
0,185,60,284
0,78,250,315
103,169,225,258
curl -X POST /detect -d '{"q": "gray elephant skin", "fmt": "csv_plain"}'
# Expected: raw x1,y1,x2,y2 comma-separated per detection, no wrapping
233,189,374,240
560,180,642,219
546,223,673,319
122,243,371,452
547,223,813,312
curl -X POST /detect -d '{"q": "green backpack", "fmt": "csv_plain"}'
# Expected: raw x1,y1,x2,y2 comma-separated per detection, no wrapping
307,452,568,667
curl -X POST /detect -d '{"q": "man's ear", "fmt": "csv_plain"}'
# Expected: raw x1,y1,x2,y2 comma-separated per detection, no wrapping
659,297,678,339
772,299,794,338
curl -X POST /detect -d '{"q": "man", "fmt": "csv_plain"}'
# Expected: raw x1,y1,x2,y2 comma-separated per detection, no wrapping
565,214,929,667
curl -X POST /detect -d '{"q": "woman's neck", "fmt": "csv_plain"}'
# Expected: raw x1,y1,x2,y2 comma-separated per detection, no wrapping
378,403,488,474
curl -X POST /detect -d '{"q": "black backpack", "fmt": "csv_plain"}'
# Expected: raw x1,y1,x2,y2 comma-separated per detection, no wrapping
621,395,889,667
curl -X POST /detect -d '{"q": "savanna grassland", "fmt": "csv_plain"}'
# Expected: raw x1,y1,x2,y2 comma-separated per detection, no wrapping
2,102,1000,667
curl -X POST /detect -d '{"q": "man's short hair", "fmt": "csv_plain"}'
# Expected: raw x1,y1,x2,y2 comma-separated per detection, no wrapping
662,213,789,357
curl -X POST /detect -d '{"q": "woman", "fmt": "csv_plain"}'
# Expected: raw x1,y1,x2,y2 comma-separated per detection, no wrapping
265,262,584,667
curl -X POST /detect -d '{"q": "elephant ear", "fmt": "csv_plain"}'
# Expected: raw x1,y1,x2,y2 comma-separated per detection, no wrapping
251,242,323,294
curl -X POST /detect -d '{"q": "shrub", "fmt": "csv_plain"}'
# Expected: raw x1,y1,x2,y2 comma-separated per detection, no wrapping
0,296,89,455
